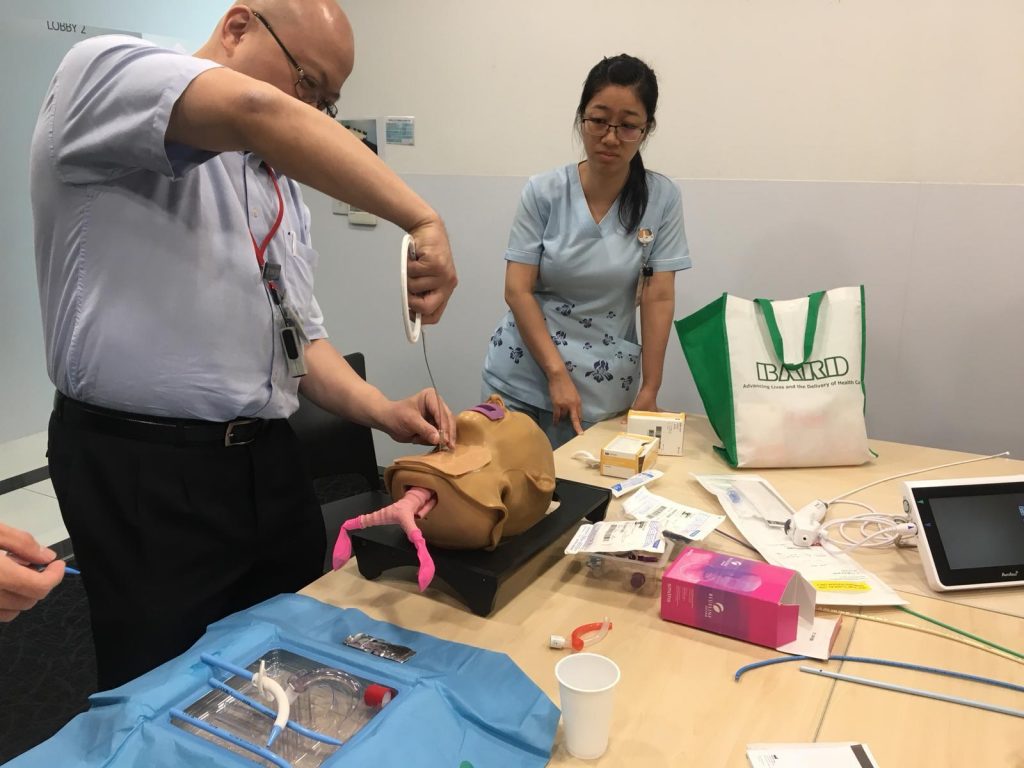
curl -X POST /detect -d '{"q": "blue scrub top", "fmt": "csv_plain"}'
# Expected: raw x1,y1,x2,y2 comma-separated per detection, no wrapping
482,163,690,423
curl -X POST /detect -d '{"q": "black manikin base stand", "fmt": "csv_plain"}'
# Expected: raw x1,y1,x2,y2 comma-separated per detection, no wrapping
349,478,610,616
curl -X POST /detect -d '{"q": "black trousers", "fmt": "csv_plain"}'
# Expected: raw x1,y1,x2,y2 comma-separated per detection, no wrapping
47,408,325,690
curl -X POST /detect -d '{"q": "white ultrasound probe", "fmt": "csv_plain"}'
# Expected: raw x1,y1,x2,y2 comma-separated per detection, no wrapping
400,233,449,449
400,234,422,343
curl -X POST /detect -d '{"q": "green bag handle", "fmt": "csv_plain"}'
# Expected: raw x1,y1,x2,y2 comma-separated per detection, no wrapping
754,291,825,371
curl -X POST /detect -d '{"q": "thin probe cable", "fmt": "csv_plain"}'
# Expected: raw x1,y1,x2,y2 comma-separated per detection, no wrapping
819,509,916,550
818,607,1024,665
403,233,448,450
814,451,1010,549
419,329,447,449
826,451,1010,504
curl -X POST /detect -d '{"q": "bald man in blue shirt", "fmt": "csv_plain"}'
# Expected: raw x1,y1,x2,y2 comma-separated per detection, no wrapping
30,0,458,689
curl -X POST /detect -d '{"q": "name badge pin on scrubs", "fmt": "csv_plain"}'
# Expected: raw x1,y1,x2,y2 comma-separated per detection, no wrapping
635,227,655,306
401,234,449,450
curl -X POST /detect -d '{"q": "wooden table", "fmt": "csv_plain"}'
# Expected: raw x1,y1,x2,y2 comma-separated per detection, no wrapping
302,416,1024,766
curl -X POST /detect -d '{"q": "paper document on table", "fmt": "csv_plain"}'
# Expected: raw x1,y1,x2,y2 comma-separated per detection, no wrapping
746,742,879,767
693,474,904,607
621,487,725,541
564,520,666,555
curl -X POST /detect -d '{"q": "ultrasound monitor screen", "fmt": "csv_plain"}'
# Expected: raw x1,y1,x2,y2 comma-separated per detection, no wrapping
929,492,1024,570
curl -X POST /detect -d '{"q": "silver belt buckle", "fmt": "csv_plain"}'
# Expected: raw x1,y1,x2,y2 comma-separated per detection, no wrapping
224,418,259,447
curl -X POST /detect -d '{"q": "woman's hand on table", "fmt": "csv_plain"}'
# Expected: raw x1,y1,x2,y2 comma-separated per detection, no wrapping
548,370,584,436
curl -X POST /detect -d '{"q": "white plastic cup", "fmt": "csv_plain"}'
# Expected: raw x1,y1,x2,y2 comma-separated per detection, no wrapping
554,652,621,760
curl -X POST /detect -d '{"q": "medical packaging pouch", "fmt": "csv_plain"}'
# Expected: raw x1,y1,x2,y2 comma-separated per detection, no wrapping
675,286,871,468
599,432,659,478
8,594,558,768
626,410,686,456
661,547,837,655
573,546,675,596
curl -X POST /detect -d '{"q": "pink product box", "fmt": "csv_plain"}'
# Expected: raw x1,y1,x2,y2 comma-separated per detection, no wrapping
660,547,814,649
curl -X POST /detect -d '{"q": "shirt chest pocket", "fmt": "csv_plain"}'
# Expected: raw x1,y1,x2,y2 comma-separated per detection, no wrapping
279,232,319,321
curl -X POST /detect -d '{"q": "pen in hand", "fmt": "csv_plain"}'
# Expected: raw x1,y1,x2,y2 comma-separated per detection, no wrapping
4,551,80,575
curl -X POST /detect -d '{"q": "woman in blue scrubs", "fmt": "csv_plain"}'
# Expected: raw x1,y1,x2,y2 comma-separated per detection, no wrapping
482,54,691,448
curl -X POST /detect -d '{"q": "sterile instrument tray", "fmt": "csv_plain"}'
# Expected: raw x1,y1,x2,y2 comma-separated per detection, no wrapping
173,648,387,767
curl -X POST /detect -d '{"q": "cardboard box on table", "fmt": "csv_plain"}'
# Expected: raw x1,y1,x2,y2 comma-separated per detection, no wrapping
626,410,686,456
660,547,840,657
599,433,659,479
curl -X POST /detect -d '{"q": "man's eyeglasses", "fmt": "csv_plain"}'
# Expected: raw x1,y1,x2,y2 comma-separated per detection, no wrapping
251,9,337,118
581,117,646,143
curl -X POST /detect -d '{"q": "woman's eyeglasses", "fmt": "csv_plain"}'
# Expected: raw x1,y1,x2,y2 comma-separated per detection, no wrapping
581,117,646,142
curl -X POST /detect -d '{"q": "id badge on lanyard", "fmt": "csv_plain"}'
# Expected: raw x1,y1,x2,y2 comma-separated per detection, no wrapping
249,163,307,378
634,227,655,307
279,302,309,378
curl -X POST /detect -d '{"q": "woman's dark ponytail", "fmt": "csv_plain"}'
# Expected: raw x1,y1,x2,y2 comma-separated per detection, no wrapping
575,54,659,234
621,152,649,233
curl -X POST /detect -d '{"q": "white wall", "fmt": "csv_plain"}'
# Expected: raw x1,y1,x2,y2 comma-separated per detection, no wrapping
340,0,1024,183
0,3,224,445
318,0,1024,463
308,176,1024,466
2,0,1021,467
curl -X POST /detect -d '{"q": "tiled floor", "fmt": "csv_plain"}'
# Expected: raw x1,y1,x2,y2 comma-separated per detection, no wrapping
0,431,47,478
0,431,66,547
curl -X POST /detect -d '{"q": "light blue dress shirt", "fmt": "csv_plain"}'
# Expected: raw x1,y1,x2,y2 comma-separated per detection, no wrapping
31,36,326,421
482,163,691,423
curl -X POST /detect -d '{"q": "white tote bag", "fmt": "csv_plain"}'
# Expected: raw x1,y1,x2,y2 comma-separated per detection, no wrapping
676,286,872,468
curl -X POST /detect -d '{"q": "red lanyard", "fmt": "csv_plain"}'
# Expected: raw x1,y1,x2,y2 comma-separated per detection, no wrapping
247,163,286,299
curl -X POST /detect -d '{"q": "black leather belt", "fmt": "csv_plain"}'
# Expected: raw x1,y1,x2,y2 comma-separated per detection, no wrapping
52,392,272,447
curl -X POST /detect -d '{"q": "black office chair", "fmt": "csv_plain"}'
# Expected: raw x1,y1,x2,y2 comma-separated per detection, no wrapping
287,352,391,571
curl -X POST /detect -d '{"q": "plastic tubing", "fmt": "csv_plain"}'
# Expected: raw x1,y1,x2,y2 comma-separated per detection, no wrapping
200,654,290,747
571,617,613,652
287,667,361,721
169,708,292,768
206,677,344,747
896,605,1024,661
733,654,1024,692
